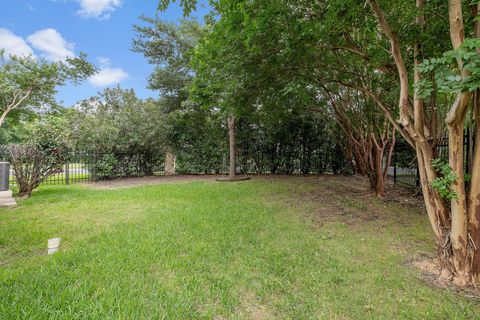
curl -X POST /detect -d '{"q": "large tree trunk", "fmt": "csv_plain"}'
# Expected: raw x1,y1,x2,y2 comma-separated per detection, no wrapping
367,0,480,285
374,151,386,198
468,92,480,283
466,3,480,284
414,144,448,240
227,115,236,179
164,150,176,175
448,118,469,284
445,0,474,285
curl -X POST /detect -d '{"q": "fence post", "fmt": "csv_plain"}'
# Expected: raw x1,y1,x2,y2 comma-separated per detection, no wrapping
93,152,97,181
393,146,397,185
415,166,420,188
466,127,471,175
65,162,70,185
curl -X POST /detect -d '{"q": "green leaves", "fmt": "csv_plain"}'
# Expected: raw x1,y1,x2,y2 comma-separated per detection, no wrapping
157,0,198,17
431,158,459,201
0,51,95,127
70,88,168,155
7,115,73,195
416,38,480,98
133,17,200,112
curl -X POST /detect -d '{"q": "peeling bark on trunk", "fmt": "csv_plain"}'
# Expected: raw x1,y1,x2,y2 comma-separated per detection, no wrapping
465,3,480,284
367,0,480,286
447,103,470,284
445,0,473,286
468,91,480,282
324,90,394,198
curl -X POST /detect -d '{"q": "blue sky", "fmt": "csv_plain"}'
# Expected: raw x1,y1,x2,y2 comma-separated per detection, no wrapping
0,0,210,106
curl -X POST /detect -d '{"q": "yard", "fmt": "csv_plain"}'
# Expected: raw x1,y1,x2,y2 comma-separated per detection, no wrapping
0,176,478,319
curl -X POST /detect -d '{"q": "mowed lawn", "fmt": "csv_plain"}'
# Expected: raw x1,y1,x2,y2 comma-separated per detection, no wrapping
0,176,478,319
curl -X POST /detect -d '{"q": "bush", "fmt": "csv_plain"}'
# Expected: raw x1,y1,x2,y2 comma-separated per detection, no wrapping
93,154,118,180
9,116,71,197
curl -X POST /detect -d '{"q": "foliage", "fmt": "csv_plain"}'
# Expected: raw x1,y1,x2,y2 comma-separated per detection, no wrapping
133,17,201,112
93,154,118,180
431,158,459,201
157,0,199,16
0,118,29,146
165,98,350,174
70,87,168,156
133,16,203,173
8,116,71,197
417,39,480,99
67,88,169,179
0,50,96,128
91,153,152,181
167,101,226,173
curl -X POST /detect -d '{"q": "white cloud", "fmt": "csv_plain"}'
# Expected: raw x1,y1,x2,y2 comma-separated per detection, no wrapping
77,0,122,19
25,3,37,12
97,56,111,67
88,67,128,87
27,28,75,61
0,28,34,57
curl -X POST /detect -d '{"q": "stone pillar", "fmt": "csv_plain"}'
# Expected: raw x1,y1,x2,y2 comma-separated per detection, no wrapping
0,162,9,191
164,151,176,176
0,162,16,207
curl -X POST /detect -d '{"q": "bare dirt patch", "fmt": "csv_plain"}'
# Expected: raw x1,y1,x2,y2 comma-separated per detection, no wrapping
280,175,426,229
234,291,275,320
269,175,480,298
408,257,480,299
384,181,425,208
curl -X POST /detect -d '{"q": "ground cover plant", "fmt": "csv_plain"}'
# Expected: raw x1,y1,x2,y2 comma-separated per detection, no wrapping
1,176,479,319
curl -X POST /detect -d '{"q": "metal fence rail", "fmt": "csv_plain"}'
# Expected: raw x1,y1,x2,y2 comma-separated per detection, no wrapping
1,151,164,187
389,142,419,190
389,130,473,191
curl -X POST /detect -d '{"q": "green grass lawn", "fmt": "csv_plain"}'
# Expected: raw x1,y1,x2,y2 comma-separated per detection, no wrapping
0,176,478,319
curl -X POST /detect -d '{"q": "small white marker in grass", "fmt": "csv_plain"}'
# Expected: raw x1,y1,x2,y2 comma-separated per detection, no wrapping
47,238,61,255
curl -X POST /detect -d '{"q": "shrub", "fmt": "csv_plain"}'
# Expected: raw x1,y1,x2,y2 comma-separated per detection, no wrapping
9,116,71,197
93,153,118,180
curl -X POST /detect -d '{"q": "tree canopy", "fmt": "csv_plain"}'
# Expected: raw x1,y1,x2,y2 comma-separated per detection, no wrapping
0,51,96,129
154,0,480,287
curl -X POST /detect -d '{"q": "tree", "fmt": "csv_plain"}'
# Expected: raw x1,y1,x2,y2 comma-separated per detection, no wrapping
160,0,480,285
133,17,201,175
311,0,480,285
353,0,480,286
0,51,95,129
71,87,168,156
323,87,395,197
9,116,71,197
167,99,226,173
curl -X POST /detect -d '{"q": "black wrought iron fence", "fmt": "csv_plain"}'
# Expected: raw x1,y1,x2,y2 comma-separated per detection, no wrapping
389,130,473,191
391,143,419,190
0,150,164,186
